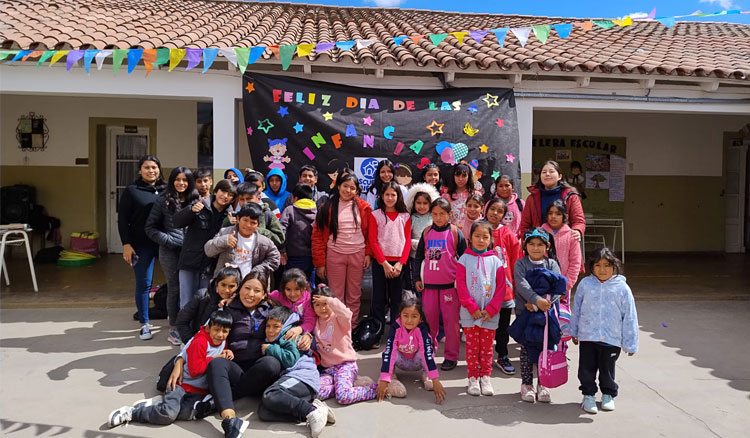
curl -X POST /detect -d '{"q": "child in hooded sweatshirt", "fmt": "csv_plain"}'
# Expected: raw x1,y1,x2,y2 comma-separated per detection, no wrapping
313,285,378,405
224,168,244,184
269,269,316,336
404,183,440,292
257,306,332,438
456,221,506,397
264,168,291,212
492,175,524,237
108,310,233,428
460,194,484,237
279,184,318,280
542,200,582,304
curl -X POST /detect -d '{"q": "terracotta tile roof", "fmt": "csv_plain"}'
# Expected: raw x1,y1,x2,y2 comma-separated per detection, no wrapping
2,0,750,80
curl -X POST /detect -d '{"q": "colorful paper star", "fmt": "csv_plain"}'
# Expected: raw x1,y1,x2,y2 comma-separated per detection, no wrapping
322,112,334,121
491,170,500,180
467,104,478,114
258,118,274,134
496,118,505,128
246,126,253,136
277,106,289,118
293,122,304,133
362,116,374,126
479,144,488,153
483,93,499,108
426,120,444,136
245,82,255,93
506,153,516,163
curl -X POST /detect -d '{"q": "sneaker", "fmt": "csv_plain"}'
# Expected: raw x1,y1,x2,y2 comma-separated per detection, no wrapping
222,417,249,438
582,395,598,414
167,328,182,346
601,394,616,411
306,403,328,438
313,398,335,424
108,406,133,428
467,377,481,396
192,394,216,420
495,356,516,375
139,324,152,341
440,360,457,371
479,376,494,396
387,379,407,398
520,384,536,403
422,374,434,391
353,375,375,387
536,384,551,403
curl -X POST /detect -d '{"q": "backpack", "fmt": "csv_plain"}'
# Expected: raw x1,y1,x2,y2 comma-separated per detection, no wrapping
422,224,459,257
352,317,384,351
132,283,168,321
515,198,524,213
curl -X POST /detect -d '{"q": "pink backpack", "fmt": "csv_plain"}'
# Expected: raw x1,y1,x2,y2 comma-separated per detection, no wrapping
538,298,568,388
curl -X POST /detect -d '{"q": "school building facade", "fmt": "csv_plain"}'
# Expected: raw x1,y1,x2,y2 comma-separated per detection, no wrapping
1,0,749,256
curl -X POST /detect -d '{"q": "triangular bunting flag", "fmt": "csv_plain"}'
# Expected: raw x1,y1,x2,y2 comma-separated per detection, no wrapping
83,49,99,73
451,32,468,45
235,47,250,73
112,49,127,73
22,50,44,61
94,50,112,70
727,10,740,14
335,41,355,51
50,50,69,67
220,48,237,67
411,35,426,44
613,17,633,26
142,49,157,76
356,39,375,49
315,42,335,52
66,50,84,71
297,43,315,57
127,49,143,74
592,20,614,29
269,45,280,59
8,50,32,63
169,49,185,71
393,36,407,46
532,25,551,44
279,44,296,71
154,48,170,66
553,23,573,38
185,48,201,70
492,28,509,47
574,21,594,31
38,50,56,67
656,17,676,28
247,46,265,65
428,34,448,46
468,30,490,43
0,51,15,61
202,48,218,73
647,8,656,19
510,27,531,48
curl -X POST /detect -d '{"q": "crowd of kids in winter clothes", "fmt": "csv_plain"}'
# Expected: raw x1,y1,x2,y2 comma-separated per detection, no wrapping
113,157,639,437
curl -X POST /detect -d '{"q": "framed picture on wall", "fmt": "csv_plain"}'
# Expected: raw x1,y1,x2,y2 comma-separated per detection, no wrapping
555,149,571,162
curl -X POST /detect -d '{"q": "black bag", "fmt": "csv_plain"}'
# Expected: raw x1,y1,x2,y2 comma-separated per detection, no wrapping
34,245,63,263
156,354,178,392
352,317,384,351
132,283,169,320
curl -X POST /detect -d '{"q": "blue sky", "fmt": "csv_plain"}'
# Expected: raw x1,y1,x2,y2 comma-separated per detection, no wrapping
278,0,750,24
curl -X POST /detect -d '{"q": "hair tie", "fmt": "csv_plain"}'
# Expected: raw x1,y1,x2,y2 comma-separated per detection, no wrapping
225,263,239,268
317,283,328,289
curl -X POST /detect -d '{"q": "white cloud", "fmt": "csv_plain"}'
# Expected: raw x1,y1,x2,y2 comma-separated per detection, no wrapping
364,0,405,7
699,0,740,10
618,11,650,20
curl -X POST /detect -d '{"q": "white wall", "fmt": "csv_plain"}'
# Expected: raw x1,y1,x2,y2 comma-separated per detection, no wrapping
1,94,197,168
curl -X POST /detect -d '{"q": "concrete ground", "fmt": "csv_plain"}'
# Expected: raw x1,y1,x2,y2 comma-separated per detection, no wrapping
1,301,749,438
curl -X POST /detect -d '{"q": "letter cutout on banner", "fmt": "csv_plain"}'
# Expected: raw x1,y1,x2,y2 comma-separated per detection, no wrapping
383,126,395,139
346,124,358,137
410,140,424,154
332,133,343,149
363,135,375,148
311,132,326,148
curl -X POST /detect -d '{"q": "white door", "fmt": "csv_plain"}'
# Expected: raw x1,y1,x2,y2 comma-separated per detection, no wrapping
725,139,748,253
107,126,150,253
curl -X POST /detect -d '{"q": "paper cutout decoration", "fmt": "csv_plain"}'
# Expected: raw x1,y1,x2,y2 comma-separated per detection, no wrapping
426,120,444,136
247,126,253,136
265,138,291,170
293,122,304,133
510,28,531,48
491,170,501,180
127,49,143,74
393,36,408,46
506,153,516,163
451,32,468,45
593,20,614,29
66,50,84,72
297,44,315,57
436,141,468,164
496,118,504,127
235,47,250,73
469,30,490,43
532,25,552,44
553,24,573,39
362,116,374,126
202,49,219,73
322,112,333,121
483,93,499,108
83,50,98,74
258,118,274,134
277,106,289,118
410,140,425,154
416,157,431,169
429,33,449,46
336,41,356,51
394,141,405,155
411,35,426,44
315,42,335,53
95,50,112,70
468,104,478,114
303,147,316,160
656,17,676,28
463,122,479,137
493,28,509,48
574,21,594,31
479,144,489,153
357,39,376,49
245,82,255,93
279,44,296,70
383,126,395,139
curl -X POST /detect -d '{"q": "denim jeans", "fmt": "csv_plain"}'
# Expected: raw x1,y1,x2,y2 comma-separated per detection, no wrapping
133,245,158,324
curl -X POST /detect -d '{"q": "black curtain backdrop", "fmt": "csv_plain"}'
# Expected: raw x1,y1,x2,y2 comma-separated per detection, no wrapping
243,73,520,195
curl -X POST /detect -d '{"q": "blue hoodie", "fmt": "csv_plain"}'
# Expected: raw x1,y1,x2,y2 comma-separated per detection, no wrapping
224,168,244,183
264,168,290,208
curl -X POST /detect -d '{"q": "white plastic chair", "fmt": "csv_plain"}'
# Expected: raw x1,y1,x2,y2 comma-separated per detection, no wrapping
0,228,39,292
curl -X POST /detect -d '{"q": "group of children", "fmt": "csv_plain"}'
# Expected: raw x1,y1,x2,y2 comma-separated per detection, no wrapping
113,159,639,437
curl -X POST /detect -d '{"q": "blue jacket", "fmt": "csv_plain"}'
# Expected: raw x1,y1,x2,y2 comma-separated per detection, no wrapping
264,168,290,209
570,275,639,354
265,313,320,392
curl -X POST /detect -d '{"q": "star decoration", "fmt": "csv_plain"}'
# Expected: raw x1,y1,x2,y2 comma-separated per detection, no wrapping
293,122,304,133
245,82,255,93
479,144,488,153
258,118,274,134
277,106,289,118
483,93,499,108
426,120,444,136
362,116,374,126
491,170,500,180
467,104,478,114
496,118,505,128
322,112,334,121
246,126,253,136
506,153,516,163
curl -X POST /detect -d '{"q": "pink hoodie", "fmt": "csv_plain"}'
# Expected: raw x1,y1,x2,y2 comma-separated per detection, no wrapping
542,223,582,300
269,289,316,333
313,296,357,368
379,319,439,382
497,192,524,238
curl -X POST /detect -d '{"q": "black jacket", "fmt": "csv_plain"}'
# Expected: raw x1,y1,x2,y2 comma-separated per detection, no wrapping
173,196,229,271
144,193,186,250
117,179,165,249
175,286,221,343
225,299,271,367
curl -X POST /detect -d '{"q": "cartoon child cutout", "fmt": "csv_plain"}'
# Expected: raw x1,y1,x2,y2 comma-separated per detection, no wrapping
567,160,587,199
395,163,413,187
263,138,291,170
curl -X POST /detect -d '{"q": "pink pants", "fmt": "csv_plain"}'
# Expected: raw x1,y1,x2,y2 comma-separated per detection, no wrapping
326,247,365,326
422,288,460,361
465,326,495,378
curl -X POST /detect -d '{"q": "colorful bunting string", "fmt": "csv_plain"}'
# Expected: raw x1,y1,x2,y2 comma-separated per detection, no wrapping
3,8,748,75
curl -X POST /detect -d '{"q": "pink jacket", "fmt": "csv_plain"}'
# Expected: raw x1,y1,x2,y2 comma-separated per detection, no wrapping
542,223,582,299
313,296,357,368
500,192,524,237
269,289,316,333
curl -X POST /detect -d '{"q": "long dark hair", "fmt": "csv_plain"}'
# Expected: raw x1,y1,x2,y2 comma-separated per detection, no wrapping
165,167,199,212
367,159,396,196
137,154,166,188
522,226,559,264
399,293,429,331
445,163,475,199
209,265,243,297
545,199,569,224
420,163,443,191
316,173,361,242
376,181,408,213
536,160,576,191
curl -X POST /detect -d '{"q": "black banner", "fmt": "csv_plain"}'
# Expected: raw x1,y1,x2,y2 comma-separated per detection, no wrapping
243,73,520,194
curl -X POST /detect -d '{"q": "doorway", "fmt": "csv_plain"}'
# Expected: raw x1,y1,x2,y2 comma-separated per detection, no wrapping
724,135,748,253
106,126,150,253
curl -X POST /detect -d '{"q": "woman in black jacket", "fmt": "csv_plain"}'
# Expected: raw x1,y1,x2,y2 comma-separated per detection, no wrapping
145,166,198,344
118,155,166,341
